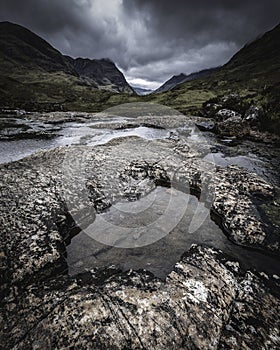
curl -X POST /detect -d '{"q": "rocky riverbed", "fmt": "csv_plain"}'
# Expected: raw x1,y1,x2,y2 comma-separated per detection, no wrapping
0,106,280,349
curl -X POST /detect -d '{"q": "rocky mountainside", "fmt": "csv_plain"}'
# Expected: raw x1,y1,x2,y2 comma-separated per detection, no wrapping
147,23,280,133
66,56,133,93
154,68,219,94
0,21,133,111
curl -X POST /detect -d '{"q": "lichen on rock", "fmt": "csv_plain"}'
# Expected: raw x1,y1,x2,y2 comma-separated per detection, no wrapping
1,119,279,349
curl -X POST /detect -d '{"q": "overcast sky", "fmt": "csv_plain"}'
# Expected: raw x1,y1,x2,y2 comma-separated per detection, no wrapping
0,0,279,89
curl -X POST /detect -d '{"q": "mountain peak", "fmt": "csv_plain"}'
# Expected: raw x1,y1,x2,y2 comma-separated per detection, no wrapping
155,68,219,94
174,73,187,78
68,56,134,93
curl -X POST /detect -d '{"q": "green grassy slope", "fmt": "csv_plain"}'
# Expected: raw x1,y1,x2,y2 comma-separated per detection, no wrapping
144,23,280,132
0,22,76,74
0,22,134,111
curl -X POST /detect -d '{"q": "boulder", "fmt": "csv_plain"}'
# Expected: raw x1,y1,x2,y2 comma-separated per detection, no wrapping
215,116,250,137
215,109,242,122
195,121,215,131
199,102,222,118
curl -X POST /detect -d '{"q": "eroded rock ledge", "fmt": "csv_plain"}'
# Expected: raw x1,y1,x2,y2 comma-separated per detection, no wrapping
1,134,279,349
1,245,279,349
0,136,278,290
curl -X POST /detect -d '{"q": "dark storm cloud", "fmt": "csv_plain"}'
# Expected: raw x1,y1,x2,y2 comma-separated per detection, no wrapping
124,0,280,46
0,0,124,60
0,0,279,89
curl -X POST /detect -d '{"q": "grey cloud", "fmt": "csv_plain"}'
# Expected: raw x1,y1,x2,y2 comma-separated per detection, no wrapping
0,0,279,89
124,0,280,46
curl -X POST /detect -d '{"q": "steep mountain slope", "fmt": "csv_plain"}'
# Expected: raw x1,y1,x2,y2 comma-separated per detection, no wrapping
154,73,187,93
225,23,280,73
155,68,219,94
0,21,75,74
66,57,133,93
0,21,133,111
147,23,280,132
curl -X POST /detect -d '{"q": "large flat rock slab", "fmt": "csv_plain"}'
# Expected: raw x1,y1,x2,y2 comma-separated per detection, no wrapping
0,135,278,291
1,245,279,349
0,114,280,349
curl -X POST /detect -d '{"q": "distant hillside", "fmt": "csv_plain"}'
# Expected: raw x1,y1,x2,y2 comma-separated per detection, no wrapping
146,23,280,132
66,56,133,94
154,73,187,94
0,21,134,111
154,68,219,94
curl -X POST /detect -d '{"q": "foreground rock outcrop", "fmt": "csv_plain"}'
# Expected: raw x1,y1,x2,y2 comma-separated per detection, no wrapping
212,165,278,250
1,115,279,349
1,134,279,290
1,245,279,349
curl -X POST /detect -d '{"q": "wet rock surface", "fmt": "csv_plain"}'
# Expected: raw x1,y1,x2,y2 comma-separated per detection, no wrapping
1,110,280,349
0,117,61,140
1,245,279,349
1,136,278,284
212,165,278,251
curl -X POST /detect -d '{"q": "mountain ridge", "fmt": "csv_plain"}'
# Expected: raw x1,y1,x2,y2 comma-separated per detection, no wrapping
65,56,133,93
154,68,220,93
0,21,76,74
144,22,280,133
0,21,134,111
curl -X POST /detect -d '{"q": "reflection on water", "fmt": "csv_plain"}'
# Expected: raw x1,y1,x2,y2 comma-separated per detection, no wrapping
203,152,267,177
0,120,170,163
67,186,280,278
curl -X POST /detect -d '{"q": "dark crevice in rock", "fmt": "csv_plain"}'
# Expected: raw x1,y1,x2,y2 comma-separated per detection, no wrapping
13,293,70,349
114,122,165,131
